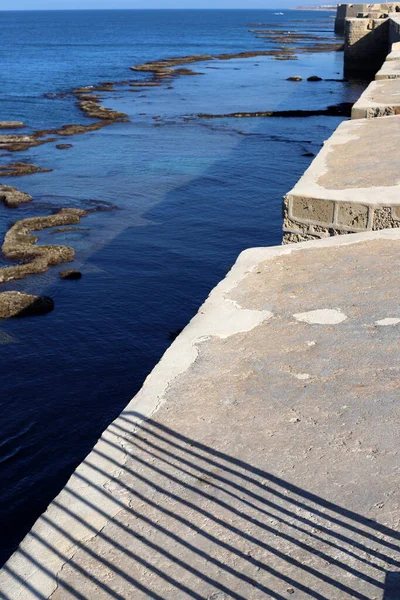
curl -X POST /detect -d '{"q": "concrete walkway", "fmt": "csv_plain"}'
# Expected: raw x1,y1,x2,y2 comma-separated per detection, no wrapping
1,229,400,600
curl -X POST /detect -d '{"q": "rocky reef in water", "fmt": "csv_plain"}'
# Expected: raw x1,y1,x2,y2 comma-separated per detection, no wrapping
0,208,87,284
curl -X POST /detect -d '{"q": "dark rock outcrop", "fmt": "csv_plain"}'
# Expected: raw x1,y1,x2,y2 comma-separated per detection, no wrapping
0,291,54,318
0,162,52,177
59,269,82,280
198,103,352,119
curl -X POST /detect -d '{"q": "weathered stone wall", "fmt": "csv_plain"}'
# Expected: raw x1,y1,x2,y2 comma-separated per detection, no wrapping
344,17,390,78
335,4,365,34
389,13,400,42
283,197,400,244
335,3,400,34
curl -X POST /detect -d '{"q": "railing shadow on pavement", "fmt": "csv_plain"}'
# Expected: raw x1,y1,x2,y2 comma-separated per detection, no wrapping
2,410,400,600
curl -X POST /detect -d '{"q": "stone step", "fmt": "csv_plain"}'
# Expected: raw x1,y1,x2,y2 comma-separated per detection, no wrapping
352,78,400,118
283,115,400,243
375,58,400,78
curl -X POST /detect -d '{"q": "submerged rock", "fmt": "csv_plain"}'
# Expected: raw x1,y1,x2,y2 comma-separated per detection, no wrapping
0,122,25,129
0,162,52,177
0,291,54,318
0,134,49,152
77,100,128,121
307,75,323,82
198,103,352,119
56,143,73,150
59,269,82,280
0,185,33,208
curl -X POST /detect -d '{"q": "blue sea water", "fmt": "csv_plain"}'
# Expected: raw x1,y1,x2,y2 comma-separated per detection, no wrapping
0,9,365,564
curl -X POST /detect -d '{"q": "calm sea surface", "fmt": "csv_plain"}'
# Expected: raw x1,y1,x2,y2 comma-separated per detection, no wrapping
0,9,364,564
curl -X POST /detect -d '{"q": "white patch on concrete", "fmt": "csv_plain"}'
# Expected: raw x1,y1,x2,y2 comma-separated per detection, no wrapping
132,296,273,420
375,317,400,326
293,309,347,325
294,373,311,380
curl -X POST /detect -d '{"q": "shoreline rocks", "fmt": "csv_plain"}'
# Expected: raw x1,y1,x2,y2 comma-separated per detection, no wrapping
0,134,53,152
0,122,25,129
0,162,52,177
0,185,33,208
0,291,54,318
77,100,128,121
0,208,87,284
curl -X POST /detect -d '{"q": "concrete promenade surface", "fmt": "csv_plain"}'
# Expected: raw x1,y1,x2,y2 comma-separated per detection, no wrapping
1,230,400,600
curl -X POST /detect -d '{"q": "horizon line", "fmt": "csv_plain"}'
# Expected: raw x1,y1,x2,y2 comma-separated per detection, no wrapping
0,6,320,11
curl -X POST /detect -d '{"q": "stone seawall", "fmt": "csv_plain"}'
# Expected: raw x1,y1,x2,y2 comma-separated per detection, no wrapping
283,9,400,244
344,16,389,77
2,9,400,599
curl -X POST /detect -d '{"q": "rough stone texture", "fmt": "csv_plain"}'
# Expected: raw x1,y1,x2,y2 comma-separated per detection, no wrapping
372,205,400,228
0,186,33,208
344,17,389,78
0,292,54,318
0,208,86,283
335,3,400,35
351,78,400,118
336,201,369,228
291,196,335,223
283,115,400,243
1,230,400,599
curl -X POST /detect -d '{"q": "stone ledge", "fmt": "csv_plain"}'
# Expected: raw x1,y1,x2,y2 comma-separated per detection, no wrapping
283,115,400,242
352,79,400,118
375,58,400,78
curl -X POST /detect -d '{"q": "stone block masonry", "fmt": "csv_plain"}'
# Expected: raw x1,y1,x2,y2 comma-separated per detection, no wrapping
344,17,390,78
334,2,400,34
283,115,400,243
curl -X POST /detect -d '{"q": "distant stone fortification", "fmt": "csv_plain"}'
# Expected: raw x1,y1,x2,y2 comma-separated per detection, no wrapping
335,2,400,33
282,5,400,243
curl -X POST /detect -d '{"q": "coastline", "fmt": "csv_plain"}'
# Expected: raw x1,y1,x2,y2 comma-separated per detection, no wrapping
0,8,353,567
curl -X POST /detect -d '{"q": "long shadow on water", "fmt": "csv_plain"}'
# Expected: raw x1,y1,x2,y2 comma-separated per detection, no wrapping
1,118,304,565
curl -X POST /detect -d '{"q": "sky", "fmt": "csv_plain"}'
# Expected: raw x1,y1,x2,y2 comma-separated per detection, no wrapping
0,0,304,10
